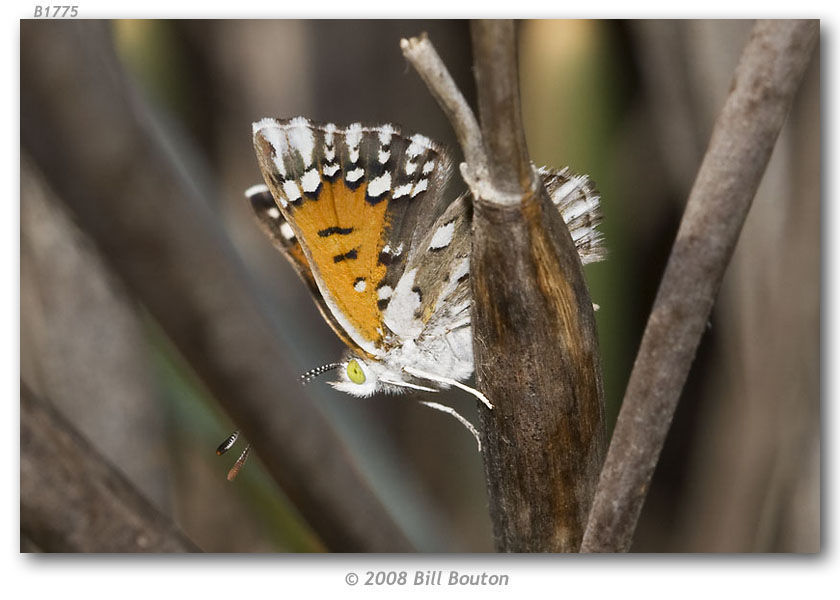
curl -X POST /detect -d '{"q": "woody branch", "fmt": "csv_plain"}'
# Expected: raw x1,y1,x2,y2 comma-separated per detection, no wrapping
403,21,606,552
580,19,819,552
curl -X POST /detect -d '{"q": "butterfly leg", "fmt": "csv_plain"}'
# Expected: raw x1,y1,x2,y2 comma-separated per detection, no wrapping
402,365,493,410
418,400,481,451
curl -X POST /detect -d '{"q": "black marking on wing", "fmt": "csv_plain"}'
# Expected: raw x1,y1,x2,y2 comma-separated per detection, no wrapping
267,171,284,189
318,226,354,237
365,193,388,206
333,248,358,263
323,165,340,182
303,182,322,200
344,175,364,191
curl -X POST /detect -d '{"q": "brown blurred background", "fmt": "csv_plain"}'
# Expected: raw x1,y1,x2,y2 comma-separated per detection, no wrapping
20,20,819,552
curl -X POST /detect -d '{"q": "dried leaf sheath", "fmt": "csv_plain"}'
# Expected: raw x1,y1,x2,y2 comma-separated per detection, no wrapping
473,186,606,552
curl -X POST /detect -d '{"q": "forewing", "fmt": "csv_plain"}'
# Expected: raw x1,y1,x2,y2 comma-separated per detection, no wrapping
252,117,454,358
245,184,363,354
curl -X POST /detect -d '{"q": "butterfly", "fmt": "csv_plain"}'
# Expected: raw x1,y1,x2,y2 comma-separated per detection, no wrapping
218,116,604,476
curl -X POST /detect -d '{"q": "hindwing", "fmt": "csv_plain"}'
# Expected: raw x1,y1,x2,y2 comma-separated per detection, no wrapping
385,167,606,345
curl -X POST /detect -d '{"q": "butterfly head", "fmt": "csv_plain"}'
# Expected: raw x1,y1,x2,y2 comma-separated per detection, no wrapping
328,354,382,397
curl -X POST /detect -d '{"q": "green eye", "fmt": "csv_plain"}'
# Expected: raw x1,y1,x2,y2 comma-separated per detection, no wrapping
346,359,366,384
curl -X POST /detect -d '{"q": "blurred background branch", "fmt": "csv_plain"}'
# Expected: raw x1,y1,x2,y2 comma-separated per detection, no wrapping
21,382,200,552
581,19,819,552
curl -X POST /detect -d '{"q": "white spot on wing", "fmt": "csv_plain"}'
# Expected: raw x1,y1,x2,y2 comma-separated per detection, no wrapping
407,134,433,157
256,124,288,177
383,268,423,338
323,163,340,177
377,124,396,146
267,207,281,220
429,220,455,250
287,118,315,167
392,183,412,199
378,149,391,164
252,118,278,135
377,285,393,300
345,123,363,149
324,122,336,147
300,168,321,193
411,179,428,197
422,160,435,174
346,167,364,183
354,279,367,292
451,257,469,281
279,222,294,239
244,183,269,198
367,172,391,198
282,180,301,202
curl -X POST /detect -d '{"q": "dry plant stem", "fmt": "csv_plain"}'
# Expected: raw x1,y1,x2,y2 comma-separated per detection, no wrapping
470,21,537,196
580,19,819,553
404,24,606,551
21,383,200,552
21,20,413,552
400,34,487,175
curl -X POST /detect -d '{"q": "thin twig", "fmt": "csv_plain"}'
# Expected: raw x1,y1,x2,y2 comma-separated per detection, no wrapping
400,33,487,177
580,19,819,553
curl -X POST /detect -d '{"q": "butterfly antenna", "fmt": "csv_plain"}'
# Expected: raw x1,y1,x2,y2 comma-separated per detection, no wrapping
216,429,252,481
226,445,251,482
300,362,341,385
216,430,239,455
